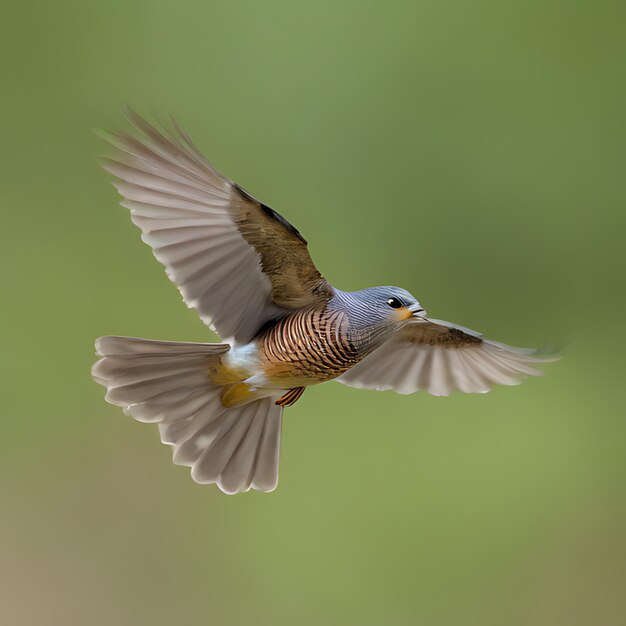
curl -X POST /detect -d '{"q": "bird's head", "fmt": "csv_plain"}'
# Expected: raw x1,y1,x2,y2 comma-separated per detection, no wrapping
355,286,427,325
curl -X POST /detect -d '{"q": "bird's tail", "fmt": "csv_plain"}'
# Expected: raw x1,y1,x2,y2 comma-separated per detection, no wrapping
91,336,282,494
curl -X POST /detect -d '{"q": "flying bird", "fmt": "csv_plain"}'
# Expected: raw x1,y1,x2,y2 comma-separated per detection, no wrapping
92,110,555,494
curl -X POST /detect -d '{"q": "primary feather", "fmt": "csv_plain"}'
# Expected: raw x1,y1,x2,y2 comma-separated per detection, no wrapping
338,319,557,396
99,109,331,344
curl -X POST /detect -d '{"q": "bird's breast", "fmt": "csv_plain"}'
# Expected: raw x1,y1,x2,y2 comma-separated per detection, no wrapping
257,306,359,385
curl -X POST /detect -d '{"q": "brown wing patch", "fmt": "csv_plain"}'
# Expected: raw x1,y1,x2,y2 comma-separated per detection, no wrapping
401,321,483,348
232,184,333,309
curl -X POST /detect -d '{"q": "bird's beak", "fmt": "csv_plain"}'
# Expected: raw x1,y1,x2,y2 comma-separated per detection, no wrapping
395,304,427,321
409,304,427,319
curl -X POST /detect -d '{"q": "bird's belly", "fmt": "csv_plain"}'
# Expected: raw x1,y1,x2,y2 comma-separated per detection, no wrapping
260,362,341,388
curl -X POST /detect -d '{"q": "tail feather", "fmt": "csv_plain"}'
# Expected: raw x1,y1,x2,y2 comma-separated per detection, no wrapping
92,336,283,494
140,388,211,424
250,405,282,492
94,335,221,356
191,407,258,486
219,403,268,493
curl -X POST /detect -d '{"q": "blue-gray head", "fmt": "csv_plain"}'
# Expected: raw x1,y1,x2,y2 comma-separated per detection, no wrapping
331,286,427,352
353,286,427,323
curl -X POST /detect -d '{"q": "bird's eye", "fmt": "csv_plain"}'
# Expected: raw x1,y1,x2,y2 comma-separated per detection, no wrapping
386,297,403,308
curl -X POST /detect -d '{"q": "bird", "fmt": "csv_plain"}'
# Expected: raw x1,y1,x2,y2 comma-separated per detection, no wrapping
92,109,556,495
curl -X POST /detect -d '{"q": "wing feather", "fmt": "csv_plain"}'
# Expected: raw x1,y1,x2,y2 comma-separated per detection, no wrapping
338,319,557,396
99,110,333,343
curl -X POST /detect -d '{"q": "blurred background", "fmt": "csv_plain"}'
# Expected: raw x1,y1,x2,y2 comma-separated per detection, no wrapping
1,1,625,624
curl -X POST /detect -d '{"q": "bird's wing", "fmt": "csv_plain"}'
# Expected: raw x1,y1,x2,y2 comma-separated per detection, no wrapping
337,319,557,396
99,109,333,344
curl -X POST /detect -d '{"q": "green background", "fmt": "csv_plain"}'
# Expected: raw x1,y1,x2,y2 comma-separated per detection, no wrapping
1,1,625,625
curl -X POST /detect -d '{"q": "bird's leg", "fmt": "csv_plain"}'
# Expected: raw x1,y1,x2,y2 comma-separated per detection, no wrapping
275,387,306,407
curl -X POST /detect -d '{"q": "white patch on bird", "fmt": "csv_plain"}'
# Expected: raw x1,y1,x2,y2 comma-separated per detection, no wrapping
223,342,261,374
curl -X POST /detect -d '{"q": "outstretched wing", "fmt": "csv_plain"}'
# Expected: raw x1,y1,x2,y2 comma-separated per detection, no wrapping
338,319,557,396
99,109,333,343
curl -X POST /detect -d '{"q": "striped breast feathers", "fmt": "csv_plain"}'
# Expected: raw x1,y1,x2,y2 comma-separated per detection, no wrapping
259,307,358,382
